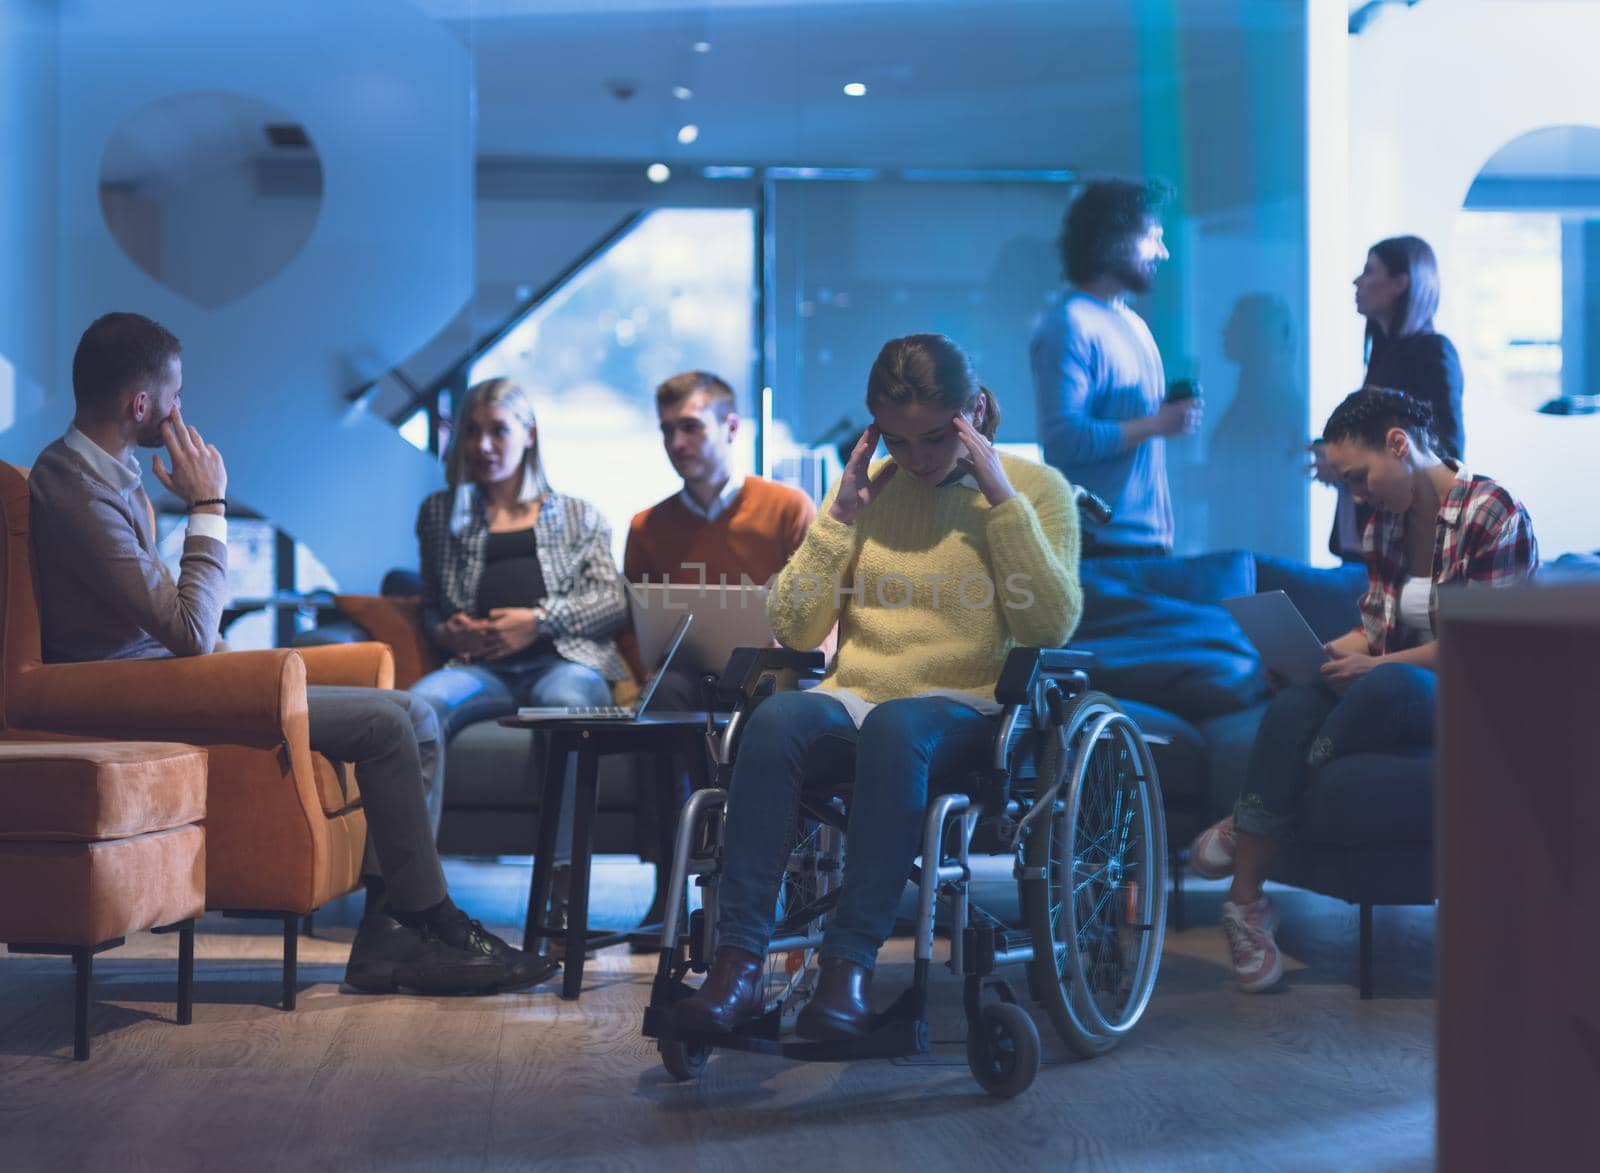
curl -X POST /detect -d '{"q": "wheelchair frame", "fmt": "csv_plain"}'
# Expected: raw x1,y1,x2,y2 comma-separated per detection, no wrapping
641,644,1168,1098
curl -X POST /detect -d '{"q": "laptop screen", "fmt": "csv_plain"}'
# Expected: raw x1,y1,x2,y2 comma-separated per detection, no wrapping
631,613,693,716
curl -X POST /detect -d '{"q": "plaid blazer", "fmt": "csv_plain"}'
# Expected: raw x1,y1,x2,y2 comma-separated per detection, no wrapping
1358,464,1539,655
416,487,629,681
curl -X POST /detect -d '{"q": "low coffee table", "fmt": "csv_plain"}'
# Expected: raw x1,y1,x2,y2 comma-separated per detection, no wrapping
498,710,718,1000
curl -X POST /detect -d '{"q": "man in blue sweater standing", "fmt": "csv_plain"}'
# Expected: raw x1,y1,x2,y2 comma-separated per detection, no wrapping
1031,180,1202,556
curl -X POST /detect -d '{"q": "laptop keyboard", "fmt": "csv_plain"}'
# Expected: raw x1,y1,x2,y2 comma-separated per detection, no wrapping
563,706,630,718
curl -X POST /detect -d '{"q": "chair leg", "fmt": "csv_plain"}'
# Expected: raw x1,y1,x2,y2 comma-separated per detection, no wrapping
73,947,93,1061
301,912,315,938
177,921,195,1025
282,914,298,1011
1170,853,1186,932
1359,903,1374,1000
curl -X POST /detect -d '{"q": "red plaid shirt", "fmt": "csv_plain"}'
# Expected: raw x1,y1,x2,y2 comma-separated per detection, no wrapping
1358,463,1539,655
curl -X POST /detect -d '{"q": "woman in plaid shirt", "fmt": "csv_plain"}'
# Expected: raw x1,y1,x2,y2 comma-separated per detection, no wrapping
1190,387,1537,992
411,378,629,749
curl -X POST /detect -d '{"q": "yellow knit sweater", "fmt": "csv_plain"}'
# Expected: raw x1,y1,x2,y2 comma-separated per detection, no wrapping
768,452,1082,706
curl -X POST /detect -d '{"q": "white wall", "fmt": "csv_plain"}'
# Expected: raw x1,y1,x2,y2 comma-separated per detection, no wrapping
1331,0,1600,558
0,2,58,434
0,0,476,589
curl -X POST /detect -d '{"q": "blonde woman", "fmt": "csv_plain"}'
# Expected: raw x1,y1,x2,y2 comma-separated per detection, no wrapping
411,378,628,739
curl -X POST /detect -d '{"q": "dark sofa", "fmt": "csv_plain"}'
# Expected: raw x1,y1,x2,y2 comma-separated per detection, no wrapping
1069,550,1431,997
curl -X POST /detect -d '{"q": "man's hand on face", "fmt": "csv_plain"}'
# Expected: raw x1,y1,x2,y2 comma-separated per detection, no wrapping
151,407,228,509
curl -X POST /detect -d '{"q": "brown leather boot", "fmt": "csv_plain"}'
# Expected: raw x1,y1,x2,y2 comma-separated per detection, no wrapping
673,946,765,1035
795,956,873,1040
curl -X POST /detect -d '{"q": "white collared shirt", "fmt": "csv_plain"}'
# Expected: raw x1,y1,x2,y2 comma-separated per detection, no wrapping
63,427,227,544
677,476,745,522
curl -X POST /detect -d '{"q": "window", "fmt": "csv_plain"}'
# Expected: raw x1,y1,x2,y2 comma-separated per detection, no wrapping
469,207,757,562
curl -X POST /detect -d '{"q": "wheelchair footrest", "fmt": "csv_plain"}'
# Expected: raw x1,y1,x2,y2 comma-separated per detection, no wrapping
644,1004,931,1062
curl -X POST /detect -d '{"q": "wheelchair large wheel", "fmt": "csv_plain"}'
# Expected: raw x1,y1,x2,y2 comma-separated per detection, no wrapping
761,818,837,1021
1021,691,1168,1058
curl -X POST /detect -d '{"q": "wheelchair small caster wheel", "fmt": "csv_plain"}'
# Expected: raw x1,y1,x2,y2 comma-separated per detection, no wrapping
966,1002,1040,1099
660,1037,711,1082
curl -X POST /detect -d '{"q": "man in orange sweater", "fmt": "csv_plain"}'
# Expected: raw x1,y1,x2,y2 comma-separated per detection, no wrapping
622,371,815,702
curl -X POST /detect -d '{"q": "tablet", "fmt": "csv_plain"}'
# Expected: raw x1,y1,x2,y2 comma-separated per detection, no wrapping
628,582,775,676
1221,591,1331,687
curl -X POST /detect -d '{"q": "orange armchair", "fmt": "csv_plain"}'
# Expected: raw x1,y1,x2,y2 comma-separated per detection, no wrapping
1,461,386,1009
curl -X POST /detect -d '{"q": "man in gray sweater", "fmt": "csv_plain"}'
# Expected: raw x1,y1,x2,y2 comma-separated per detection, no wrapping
30,312,555,996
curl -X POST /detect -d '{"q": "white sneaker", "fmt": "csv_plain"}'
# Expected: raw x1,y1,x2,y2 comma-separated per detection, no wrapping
1189,816,1238,880
1220,897,1284,993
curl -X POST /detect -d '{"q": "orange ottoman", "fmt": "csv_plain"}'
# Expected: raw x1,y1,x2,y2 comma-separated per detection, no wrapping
0,741,207,1060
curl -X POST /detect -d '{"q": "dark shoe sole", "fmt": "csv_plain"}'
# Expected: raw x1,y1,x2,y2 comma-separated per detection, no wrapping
794,1006,870,1041
344,957,556,997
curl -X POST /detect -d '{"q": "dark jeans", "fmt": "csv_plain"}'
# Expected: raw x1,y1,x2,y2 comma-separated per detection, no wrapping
305,686,448,912
410,653,612,866
716,690,996,972
1234,662,1436,842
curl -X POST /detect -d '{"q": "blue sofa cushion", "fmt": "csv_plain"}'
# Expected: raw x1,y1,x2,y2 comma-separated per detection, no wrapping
1252,554,1368,643
1085,549,1257,605
1074,553,1267,721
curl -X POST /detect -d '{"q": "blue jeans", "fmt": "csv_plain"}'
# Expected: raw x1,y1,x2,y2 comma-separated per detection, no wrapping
1234,662,1436,841
716,690,997,972
410,654,612,862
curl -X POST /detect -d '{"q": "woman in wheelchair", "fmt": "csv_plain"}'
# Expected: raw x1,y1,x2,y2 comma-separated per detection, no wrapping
674,333,1083,1039
1189,387,1538,992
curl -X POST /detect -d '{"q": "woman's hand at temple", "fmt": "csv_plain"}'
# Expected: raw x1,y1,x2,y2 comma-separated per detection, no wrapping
953,415,1016,507
827,424,899,526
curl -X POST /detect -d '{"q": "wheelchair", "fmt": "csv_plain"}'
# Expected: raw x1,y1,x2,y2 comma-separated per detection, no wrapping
640,641,1169,1099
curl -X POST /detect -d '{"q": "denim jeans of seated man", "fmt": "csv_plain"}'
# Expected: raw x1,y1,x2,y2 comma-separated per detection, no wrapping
410,653,613,863
715,689,997,972
1234,661,1437,842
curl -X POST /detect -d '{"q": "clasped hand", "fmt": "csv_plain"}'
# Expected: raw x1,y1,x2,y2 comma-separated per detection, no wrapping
438,608,542,662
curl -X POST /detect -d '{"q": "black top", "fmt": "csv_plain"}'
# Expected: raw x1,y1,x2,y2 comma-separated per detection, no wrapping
1363,330,1464,459
475,527,546,617
1329,329,1466,560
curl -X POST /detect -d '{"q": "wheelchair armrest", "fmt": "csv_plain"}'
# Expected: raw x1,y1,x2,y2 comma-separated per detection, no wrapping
993,647,1095,705
715,646,826,707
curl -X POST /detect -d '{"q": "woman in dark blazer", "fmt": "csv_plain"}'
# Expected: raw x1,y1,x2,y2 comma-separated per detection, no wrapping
1315,235,1464,560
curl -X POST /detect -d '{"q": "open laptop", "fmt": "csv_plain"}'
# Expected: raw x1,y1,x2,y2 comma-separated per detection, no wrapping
629,582,774,675
515,613,692,722
1221,590,1331,687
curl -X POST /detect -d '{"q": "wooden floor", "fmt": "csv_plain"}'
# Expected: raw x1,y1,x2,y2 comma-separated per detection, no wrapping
0,859,1437,1171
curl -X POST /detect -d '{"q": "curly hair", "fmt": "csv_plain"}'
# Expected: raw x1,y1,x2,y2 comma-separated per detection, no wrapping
1322,386,1440,454
1058,179,1171,285
866,333,1001,440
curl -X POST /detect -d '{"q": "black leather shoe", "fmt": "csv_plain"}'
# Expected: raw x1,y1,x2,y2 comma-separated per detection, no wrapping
673,946,765,1034
795,956,872,1040
345,911,559,995
429,904,561,993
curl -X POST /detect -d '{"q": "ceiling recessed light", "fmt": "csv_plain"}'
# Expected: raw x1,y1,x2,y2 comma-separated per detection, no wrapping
843,82,868,97
672,85,693,101
677,124,700,145
646,163,672,184
693,41,712,53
